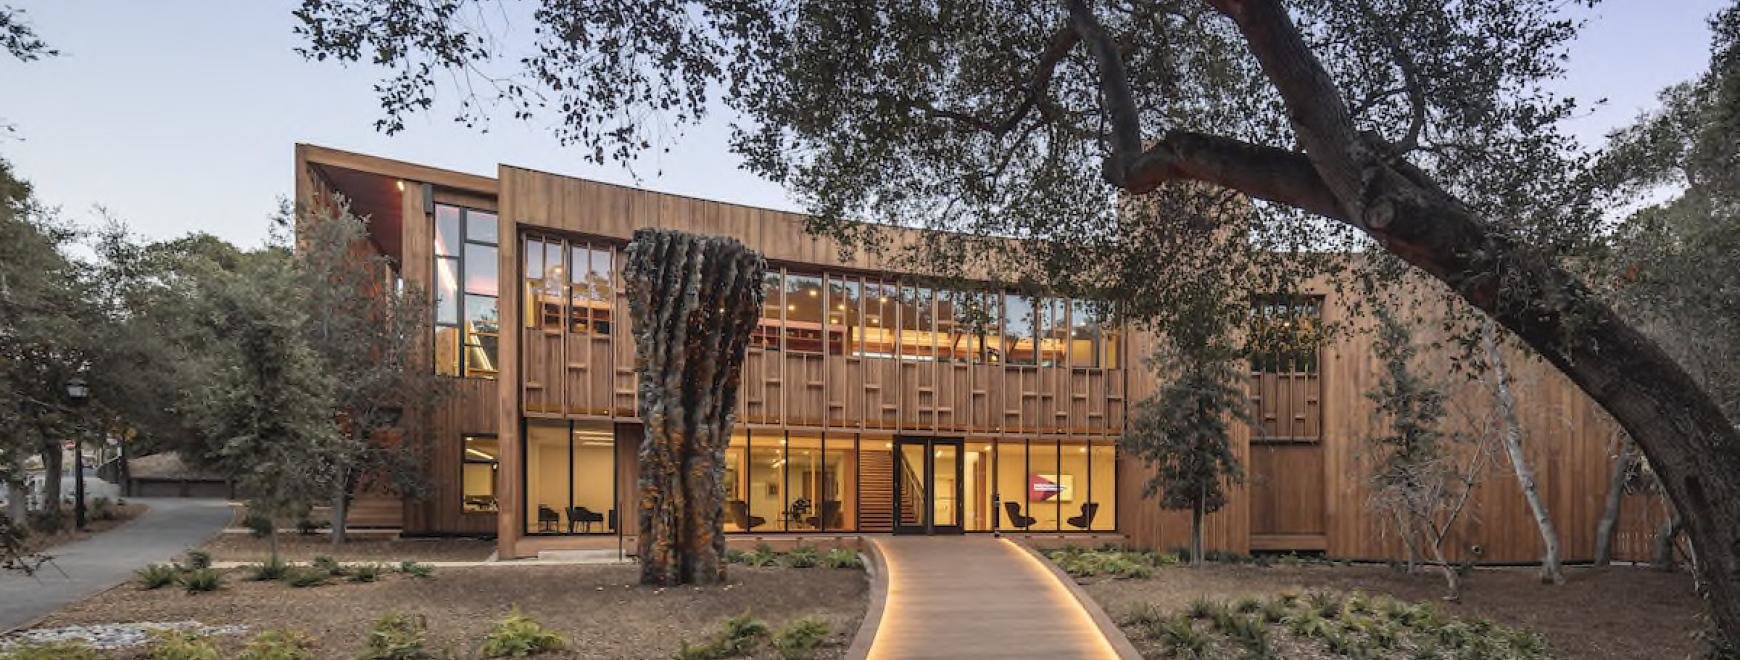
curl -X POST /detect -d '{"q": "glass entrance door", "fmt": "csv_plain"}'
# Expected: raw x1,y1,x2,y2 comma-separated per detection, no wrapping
893,437,963,534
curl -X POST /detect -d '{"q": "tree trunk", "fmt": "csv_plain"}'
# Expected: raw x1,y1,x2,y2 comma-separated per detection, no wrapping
5,475,26,525
1593,440,1634,567
1656,504,1684,572
624,228,765,586
1190,493,1205,568
1482,322,1563,584
330,474,350,546
40,444,61,512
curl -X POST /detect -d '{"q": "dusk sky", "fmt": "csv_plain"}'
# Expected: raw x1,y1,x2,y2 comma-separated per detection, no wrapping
1,1,1729,248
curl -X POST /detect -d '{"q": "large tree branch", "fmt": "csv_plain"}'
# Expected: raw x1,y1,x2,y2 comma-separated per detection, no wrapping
898,25,1080,137
1125,131,1347,220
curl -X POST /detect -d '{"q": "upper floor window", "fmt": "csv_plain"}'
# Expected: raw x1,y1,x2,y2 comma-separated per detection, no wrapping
1249,296,1323,373
435,205,499,379
523,233,614,339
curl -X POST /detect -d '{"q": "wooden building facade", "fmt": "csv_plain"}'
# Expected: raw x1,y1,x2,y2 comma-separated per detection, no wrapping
295,144,1672,563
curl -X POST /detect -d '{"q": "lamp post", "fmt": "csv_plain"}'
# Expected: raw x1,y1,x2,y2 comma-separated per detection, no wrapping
65,377,89,531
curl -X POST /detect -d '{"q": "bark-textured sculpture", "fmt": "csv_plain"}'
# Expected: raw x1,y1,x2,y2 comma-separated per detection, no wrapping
624,228,765,586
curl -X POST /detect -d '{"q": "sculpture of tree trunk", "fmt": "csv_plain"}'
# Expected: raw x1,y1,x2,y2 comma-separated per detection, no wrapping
624,228,765,586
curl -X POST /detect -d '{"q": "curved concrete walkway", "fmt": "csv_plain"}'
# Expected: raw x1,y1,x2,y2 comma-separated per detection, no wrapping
860,536,1135,659
0,497,232,632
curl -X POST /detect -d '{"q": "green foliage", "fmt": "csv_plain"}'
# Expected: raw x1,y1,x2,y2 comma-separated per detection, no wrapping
1121,294,1249,566
177,567,223,593
247,557,290,581
479,608,568,657
243,512,274,539
180,549,212,571
359,612,430,660
1156,617,1210,659
771,617,830,660
821,548,862,569
347,562,386,583
782,544,820,568
399,560,435,578
147,630,220,660
285,566,329,588
28,509,64,535
136,563,180,589
237,629,318,660
88,496,115,521
721,549,747,565
743,543,780,567
674,612,771,659
1046,547,1158,579
0,641,100,660
311,554,346,576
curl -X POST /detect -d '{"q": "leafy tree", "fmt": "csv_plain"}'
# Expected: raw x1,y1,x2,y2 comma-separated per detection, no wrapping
1120,292,1248,567
292,0,1740,633
1364,308,1488,600
288,200,447,544
178,248,342,564
0,158,90,525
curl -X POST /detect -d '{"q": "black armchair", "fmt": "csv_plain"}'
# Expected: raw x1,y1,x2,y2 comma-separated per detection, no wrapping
568,506,605,533
1003,501,1036,530
728,500,766,530
1066,502,1099,530
536,505,561,532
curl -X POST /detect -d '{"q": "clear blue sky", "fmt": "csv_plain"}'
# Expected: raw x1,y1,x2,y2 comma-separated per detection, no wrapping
0,1,1727,248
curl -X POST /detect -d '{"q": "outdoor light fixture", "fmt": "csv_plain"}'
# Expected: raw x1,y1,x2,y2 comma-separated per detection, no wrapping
64,376,90,532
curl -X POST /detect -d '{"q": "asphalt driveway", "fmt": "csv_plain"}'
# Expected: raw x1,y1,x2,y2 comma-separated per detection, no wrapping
0,497,232,631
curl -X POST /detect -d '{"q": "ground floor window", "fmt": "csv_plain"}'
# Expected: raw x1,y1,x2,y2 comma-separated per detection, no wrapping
724,429,858,533
994,437,1117,532
523,419,618,535
462,435,500,512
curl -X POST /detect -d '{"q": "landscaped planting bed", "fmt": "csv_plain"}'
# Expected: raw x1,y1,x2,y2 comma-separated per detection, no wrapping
201,533,496,563
19,562,867,658
1072,560,1701,659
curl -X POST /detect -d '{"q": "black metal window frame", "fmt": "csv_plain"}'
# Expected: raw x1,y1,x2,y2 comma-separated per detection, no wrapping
728,428,859,534
519,419,620,536
433,203,500,379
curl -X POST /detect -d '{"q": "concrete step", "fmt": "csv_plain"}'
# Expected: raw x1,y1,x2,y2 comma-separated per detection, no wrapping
535,548,632,563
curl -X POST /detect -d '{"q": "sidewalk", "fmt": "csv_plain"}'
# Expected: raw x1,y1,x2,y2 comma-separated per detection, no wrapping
862,536,1134,659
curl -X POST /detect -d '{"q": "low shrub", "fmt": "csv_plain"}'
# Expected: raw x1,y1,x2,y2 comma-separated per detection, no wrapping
242,513,274,538
295,518,322,535
399,560,436,578
0,641,101,660
771,617,830,660
181,549,213,571
359,612,430,660
1047,548,1156,579
238,629,317,660
311,554,346,576
1156,617,1209,659
782,545,820,568
743,543,780,568
675,612,769,659
147,629,219,660
479,607,568,657
349,562,386,583
28,509,64,535
285,566,330,588
136,563,180,589
177,567,224,593
89,496,116,522
722,549,747,565
821,548,862,569
247,557,290,581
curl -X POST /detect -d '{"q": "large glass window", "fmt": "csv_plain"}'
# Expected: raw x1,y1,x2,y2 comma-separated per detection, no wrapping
826,275,861,356
822,433,857,531
461,436,499,513
938,290,991,364
433,204,499,378
724,432,760,532
785,274,825,353
1090,441,1117,531
996,438,1031,529
1028,438,1062,530
753,271,784,350
898,286,934,361
787,434,823,529
1003,294,1038,365
1059,439,1093,530
571,243,615,336
862,281,897,358
965,440,993,530
523,420,618,535
749,430,788,530
1038,298,1068,367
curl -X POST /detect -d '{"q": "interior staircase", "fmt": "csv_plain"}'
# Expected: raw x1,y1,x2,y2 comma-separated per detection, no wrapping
860,450,894,532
